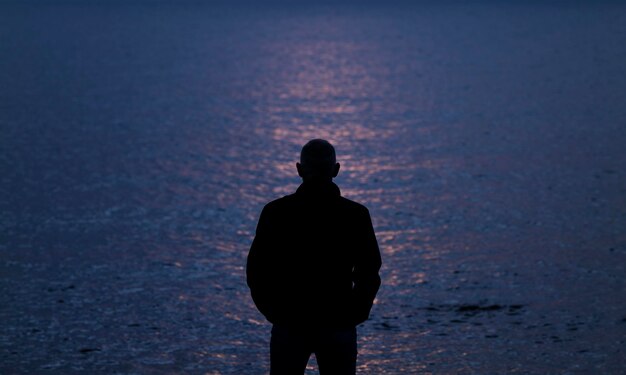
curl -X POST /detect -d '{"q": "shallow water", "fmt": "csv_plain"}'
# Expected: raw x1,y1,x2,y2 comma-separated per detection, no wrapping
1,2,625,374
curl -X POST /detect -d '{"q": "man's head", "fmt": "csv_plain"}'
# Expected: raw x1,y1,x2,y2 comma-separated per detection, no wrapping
296,139,340,182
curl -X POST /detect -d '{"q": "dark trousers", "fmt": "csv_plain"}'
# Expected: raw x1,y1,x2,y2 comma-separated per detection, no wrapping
270,324,357,375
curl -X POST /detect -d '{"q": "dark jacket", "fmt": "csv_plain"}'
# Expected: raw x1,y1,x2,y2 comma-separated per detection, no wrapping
246,181,382,329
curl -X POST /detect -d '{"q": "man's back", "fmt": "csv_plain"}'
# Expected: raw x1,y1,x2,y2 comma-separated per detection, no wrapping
246,139,381,374
247,180,381,329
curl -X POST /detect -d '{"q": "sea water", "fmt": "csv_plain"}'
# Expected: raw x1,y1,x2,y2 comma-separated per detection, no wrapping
1,2,625,373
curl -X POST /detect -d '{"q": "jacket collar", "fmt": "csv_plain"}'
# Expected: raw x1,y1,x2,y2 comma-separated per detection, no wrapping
295,180,341,199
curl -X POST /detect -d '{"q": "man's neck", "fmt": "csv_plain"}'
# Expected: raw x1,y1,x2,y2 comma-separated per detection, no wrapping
302,177,333,185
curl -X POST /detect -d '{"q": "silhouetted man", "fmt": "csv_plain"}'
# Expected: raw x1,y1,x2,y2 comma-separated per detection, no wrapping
247,139,382,375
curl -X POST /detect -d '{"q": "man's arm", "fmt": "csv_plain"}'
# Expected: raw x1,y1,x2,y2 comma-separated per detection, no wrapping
246,206,277,323
352,207,382,325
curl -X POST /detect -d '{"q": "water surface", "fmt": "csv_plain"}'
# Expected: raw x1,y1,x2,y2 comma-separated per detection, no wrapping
1,2,625,373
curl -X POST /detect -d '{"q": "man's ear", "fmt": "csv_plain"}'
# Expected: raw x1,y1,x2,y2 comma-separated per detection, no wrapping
296,162,304,178
332,163,340,178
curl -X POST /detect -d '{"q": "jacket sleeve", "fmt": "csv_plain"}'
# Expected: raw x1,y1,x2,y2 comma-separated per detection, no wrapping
246,206,278,323
352,207,382,325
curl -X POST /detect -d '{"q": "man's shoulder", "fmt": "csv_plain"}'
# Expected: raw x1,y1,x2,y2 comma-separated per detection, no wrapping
263,193,370,217
337,196,370,215
262,193,298,211
263,193,369,213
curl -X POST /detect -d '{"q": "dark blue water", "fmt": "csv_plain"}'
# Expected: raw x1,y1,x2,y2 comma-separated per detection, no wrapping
1,2,625,373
